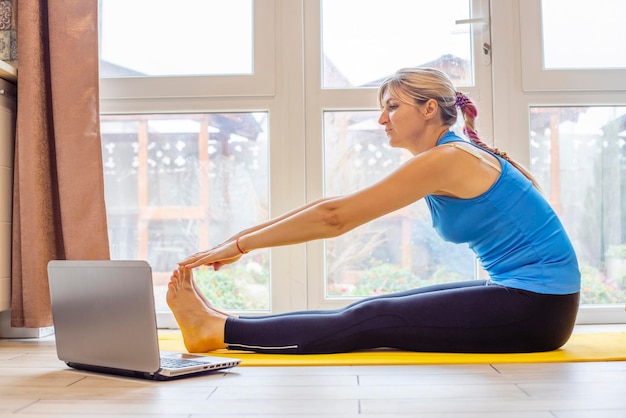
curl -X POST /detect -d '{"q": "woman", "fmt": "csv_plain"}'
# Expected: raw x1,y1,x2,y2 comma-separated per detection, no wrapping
167,67,580,355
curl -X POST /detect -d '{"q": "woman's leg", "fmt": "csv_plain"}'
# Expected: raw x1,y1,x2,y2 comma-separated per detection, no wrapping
240,280,488,319
169,267,579,355
224,283,579,354
167,272,483,352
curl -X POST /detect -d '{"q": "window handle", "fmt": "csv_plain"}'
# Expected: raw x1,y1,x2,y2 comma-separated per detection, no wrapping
455,17,489,26
455,17,491,65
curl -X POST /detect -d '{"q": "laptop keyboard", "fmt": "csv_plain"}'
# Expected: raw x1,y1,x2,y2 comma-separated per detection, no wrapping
160,357,205,369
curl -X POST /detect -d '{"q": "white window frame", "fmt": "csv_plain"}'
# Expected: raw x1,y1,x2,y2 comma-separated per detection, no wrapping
492,0,626,324
303,0,494,310
99,0,310,327
519,0,626,92
99,0,275,101
100,0,626,326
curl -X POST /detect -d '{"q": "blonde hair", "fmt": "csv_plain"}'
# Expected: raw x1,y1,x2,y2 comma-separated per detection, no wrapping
378,67,541,190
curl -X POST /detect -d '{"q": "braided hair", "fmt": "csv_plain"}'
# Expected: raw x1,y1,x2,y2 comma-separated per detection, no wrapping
378,67,541,190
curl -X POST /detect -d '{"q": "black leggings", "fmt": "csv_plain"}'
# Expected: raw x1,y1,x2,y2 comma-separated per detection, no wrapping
224,280,580,354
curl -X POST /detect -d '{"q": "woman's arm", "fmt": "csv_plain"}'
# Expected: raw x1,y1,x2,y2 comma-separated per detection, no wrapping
178,196,332,267
219,197,332,246
179,148,454,269
239,147,455,250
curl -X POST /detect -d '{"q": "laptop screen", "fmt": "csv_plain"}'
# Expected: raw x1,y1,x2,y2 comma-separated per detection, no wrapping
48,260,161,373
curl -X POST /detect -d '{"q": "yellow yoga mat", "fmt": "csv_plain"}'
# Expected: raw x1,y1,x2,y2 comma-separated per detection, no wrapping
158,331,626,366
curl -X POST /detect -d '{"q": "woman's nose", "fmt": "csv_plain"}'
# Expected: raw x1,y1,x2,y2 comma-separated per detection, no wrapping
378,111,388,125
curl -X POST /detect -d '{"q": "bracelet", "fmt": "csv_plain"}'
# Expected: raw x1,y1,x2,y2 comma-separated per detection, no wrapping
235,237,248,254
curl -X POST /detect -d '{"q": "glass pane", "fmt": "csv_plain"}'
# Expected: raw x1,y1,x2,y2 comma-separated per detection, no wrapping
321,0,472,88
541,0,626,69
323,111,475,298
101,113,270,312
529,106,626,304
99,0,253,77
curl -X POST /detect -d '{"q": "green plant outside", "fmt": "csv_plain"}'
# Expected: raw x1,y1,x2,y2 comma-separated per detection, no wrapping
327,260,472,297
194,258,270,311
342,261,626,304
579,262,626,304
352,262,423,296
195,258,625,310
606,244,626,258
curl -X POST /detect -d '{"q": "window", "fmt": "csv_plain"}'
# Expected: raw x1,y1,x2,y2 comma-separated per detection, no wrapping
321,0,473,88
99,0,274,100
100,0,491,318
494,0,626,322
519,0,626,91
529,106,626,305
99,1,279,326
306,0,492,307
100,0,253,77
101,114,270,313
540,0,626,70
100,0,625,324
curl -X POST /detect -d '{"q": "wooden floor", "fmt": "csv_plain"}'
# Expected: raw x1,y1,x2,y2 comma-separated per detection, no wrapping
1,325,625,417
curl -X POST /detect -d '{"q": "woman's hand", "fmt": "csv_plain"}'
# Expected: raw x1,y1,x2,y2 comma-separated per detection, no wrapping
178,241,243,270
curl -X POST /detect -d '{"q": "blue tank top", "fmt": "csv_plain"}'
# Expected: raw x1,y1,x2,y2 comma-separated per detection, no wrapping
424,132,580,295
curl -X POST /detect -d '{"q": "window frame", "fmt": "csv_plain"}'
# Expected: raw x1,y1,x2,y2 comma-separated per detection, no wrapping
99,0,626,325
492,0,626,324
99,0,309,328
519,0,626,92
303,0,494,310
99,0,275,101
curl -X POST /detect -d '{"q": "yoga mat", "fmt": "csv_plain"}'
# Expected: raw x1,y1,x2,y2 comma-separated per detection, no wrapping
158,332,626,366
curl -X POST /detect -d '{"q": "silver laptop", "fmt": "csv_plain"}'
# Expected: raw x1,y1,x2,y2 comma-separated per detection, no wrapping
47,260,240,380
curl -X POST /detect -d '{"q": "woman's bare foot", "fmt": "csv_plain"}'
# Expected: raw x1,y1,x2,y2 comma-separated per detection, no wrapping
166,267,227,353
171,269,238,318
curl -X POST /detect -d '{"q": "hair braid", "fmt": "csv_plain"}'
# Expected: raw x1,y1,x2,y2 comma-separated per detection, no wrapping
455,91,542,191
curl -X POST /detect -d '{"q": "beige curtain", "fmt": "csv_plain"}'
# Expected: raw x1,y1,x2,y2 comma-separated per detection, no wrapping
11,0,110,328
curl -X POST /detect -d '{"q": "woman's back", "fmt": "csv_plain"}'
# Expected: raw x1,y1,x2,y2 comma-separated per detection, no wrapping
425,133,580,295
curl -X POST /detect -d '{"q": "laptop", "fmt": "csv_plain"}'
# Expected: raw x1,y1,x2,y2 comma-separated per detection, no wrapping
47,260,241,380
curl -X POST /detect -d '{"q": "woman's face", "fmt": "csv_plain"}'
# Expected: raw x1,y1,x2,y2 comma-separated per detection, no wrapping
378,89,428,154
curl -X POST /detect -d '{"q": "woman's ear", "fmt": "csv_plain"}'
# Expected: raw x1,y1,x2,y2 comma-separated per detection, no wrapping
422,99,439,119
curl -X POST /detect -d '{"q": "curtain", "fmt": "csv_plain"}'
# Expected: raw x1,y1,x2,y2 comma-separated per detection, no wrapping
11,0,110,328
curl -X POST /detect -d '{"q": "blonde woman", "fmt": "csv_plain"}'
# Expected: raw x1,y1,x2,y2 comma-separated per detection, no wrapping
168,67,580,355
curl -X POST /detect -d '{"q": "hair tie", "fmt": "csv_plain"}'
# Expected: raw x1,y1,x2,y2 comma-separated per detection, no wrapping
455,91,470,109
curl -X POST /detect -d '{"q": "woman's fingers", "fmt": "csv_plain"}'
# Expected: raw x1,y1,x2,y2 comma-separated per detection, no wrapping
179,251,212,265
179,252,207,265
178,242,242,269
